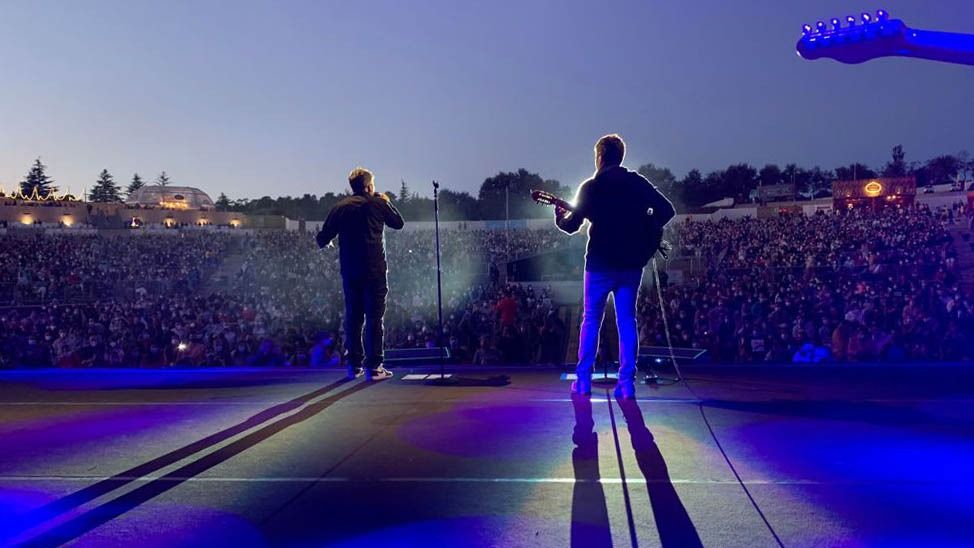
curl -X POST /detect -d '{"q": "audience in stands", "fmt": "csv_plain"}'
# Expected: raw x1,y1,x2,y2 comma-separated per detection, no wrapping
1,204,971,367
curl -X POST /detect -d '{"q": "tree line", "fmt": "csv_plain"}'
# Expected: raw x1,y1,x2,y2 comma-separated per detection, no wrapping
11,145,973,220
225,145,972,220
14,157,173,202
639,145,972,212
221,169,571,222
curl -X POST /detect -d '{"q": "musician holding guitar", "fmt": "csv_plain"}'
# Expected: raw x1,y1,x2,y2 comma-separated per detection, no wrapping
540,134,675,398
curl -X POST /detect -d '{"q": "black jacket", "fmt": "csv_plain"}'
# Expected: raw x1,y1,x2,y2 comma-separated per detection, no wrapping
317,193,405,278
556,166,675,272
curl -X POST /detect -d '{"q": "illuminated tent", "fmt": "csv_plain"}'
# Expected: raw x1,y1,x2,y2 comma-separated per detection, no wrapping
125,185,215,210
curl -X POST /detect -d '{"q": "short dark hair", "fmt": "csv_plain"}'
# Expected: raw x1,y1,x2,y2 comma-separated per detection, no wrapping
348,167,374,194
595,134,625,167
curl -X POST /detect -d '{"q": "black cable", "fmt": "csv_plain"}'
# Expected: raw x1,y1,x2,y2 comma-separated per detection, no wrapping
651,258,786,548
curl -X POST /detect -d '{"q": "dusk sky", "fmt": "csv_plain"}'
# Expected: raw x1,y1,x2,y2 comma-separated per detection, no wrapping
1,0,972,200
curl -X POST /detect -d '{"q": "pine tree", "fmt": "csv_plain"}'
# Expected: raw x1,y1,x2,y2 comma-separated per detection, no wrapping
399,179,410,203
156,171,172,186
20,158,57,196
126,173,145,197
883,145,908,177
215,192,231,210
90,169,122,203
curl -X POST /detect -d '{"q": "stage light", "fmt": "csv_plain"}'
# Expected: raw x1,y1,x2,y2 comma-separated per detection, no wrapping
21,213,33,225
61,214,73,227
177,342,188,351
229,219,241,228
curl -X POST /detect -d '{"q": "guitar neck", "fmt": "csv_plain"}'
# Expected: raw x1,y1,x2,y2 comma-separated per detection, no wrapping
905,29,974,66
553,199,574,212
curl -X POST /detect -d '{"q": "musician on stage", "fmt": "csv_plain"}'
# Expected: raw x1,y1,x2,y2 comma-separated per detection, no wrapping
555,134,675,398
317,167,405,380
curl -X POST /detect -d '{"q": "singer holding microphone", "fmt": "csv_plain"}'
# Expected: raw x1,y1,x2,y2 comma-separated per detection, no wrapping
555,134,676,398
317,167,405,380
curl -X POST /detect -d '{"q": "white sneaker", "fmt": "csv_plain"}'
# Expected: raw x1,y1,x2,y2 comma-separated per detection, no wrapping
366,365,393,381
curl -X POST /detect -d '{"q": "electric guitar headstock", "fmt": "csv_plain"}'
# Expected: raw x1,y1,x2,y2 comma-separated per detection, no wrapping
531,190,573,212
797,10,912,64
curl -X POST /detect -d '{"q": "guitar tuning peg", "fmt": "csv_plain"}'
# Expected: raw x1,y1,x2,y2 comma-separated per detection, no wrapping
846,15,857,26
816,21,827,33
802,24,813,36
876,10,889,22
861,12,872,24
831,18,841,30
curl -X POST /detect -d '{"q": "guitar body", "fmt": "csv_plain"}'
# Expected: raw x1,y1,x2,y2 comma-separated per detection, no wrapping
797,11,974,66
530,189,671,259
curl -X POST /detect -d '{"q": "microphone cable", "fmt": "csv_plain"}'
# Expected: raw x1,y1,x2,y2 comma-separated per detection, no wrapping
650,257,786,548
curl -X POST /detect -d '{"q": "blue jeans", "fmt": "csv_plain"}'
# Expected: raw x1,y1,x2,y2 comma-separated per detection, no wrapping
577,269,642,383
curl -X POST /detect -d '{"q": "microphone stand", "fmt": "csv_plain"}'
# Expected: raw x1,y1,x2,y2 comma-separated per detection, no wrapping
427,180,455,385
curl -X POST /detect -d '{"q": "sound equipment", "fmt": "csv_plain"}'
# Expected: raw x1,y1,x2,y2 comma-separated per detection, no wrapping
797,9,974,66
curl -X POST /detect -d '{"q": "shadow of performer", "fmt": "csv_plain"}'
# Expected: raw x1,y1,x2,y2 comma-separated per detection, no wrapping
570,393,612,547
18,380,375,547
617,397,703,548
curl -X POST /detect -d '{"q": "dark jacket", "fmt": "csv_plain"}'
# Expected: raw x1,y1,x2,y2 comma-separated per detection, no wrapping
556,166,675,272
317,193,405,278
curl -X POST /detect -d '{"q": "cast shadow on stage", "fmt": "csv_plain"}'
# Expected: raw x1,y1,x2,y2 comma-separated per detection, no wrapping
8,378,372,547
570,394,613,547
570,395,702,548
617,397,703,548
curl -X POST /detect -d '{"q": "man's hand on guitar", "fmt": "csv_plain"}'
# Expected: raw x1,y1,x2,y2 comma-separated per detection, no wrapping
555,205,569,220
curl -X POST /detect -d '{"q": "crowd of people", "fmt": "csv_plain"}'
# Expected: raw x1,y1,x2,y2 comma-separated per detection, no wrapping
225,228,570,366
0,227,568,367
638,205,972,362
1,202,972,367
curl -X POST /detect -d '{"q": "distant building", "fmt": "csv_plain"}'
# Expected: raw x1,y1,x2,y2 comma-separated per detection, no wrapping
832,177,916,211
126,185,215,210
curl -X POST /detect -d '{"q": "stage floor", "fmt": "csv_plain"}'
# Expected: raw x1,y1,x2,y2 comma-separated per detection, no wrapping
1,366,972,547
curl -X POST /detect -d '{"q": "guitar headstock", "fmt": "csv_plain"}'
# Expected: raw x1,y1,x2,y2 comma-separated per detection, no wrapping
530,189,558,206
797,10,913,64
531,189,573,211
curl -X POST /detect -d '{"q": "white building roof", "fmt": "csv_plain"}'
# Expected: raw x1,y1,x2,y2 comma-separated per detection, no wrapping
126,185,215,210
